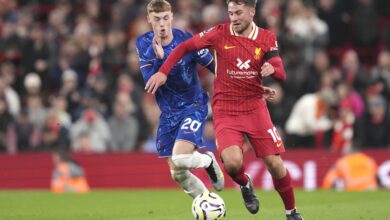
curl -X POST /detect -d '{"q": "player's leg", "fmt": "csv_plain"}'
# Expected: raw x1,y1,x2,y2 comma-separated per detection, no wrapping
156,118,208,198
262,155,303,220
246,119,303,219
171,141,224,191
220,145,259,214
172,109,224,191
171,140,212,169
168,157,208,198
214,114,259,214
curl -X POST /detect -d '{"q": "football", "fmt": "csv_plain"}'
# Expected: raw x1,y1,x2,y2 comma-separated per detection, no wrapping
192,192,226,220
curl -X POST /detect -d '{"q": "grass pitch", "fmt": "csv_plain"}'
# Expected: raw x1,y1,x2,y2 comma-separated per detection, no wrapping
0,189,388,220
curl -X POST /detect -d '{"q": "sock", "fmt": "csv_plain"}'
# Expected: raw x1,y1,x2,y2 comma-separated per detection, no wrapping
171,151,212,169
225,164,248,186
171,169,208,198
272,170,295,210
286,208,296,215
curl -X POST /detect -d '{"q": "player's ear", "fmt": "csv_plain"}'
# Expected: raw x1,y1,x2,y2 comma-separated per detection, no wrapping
249,8,255,17
147,15,152,24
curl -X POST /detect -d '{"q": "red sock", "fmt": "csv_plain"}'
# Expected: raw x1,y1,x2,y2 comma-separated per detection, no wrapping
225,164,248,186
272,170,295,210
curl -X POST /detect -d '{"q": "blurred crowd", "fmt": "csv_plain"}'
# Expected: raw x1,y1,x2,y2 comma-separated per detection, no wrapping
0,0,389,154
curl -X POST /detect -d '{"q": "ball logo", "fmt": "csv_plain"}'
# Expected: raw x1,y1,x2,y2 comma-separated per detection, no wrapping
237,58,250,70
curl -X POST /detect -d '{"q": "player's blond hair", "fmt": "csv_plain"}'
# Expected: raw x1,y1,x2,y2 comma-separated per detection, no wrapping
226,0,257,8
147,0,172,14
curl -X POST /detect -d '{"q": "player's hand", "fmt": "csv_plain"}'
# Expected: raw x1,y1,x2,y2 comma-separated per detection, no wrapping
153,37,164,59
145,72,167,94
262,86,277,102
260,62,275,77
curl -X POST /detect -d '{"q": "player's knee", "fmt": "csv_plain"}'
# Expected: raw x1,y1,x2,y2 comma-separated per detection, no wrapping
170,169,188,183
171,154,192,169
222,156,243,176
264,157,284,176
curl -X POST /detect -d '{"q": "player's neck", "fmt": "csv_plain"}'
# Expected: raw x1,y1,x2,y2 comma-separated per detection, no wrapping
161,31,174,46
236,22,255,38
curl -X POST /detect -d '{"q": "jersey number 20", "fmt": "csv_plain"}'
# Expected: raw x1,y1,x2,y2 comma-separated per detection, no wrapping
181,118,201,132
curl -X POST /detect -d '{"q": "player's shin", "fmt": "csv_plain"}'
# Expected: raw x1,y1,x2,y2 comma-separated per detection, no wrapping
170,169,208,198
171,151,212,169
272,170,296,211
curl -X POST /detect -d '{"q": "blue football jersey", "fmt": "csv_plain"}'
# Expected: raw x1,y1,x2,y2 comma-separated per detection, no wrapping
136,29,214,115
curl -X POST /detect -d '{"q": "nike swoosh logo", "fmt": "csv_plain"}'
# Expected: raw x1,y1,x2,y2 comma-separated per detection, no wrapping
276,142,282,147
224,45,235,49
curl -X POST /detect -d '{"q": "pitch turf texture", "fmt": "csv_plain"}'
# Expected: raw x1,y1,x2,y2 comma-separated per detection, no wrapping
0,189,388,220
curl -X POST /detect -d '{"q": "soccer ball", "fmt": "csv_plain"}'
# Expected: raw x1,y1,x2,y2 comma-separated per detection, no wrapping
192,192,226,220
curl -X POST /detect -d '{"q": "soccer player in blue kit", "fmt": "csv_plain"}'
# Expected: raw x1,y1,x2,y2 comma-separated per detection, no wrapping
135,0,224,198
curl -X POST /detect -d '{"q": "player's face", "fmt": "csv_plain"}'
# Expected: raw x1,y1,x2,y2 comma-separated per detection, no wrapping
228,2,255,34
147,11,173,39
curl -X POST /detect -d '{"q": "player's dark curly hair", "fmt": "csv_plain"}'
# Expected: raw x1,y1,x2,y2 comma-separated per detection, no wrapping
226,0,257,8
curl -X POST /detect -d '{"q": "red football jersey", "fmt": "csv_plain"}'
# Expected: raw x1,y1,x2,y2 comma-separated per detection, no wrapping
192,23,280,115
159,22,282,115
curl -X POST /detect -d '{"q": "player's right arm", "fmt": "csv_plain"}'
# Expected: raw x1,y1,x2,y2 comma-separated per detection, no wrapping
145,26,220,94
135,36,164,83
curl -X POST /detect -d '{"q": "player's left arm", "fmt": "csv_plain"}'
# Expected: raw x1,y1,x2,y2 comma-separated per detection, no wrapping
260,33,286,81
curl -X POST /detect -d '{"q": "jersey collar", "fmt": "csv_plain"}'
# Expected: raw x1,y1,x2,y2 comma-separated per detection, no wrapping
230,22,258,40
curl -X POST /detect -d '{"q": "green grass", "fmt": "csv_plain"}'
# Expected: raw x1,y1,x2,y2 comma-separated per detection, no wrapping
0,189,389,220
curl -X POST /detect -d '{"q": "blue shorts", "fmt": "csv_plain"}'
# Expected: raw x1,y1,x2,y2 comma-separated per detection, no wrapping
156,105,208,157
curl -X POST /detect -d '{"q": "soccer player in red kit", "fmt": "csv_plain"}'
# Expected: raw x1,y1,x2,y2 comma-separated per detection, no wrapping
145,0,303,219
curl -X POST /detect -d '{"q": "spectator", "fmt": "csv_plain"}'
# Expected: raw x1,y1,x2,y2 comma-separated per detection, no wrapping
14,109,40,152
285,0,328,63
352,0,379,48
21,23,50,93
0,76,20,117
370,50,390,101
0,96,16,153
339,49,369,95
266,82,294,135
108,93,139,152
59,69,82,121
360,95,390,148
50,96,72,129
39,110,70,152
322,149,378,191
317,0,348,48
70,108,111,153
51,151,90,193
285,88,336,148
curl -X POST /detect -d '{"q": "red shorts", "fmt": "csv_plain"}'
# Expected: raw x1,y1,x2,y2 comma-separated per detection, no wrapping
213,100,285,158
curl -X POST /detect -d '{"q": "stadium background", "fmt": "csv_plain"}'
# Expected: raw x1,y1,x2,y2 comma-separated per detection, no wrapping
0,0,389,219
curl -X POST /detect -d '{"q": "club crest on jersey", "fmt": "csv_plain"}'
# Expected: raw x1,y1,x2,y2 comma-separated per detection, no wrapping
254,48,261,60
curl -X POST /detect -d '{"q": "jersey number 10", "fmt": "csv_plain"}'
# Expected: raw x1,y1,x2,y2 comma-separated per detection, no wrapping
267,126,282,143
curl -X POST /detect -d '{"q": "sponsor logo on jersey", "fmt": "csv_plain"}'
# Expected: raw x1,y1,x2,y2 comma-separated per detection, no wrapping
254,48,261,60
237,58,250,70
226,58,257,79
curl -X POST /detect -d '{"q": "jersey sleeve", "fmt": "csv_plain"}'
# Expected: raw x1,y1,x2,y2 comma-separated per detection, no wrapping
263,32,279,61
159,25,222,75
192,25,221,50
135,37,164,83
193,48,215,73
